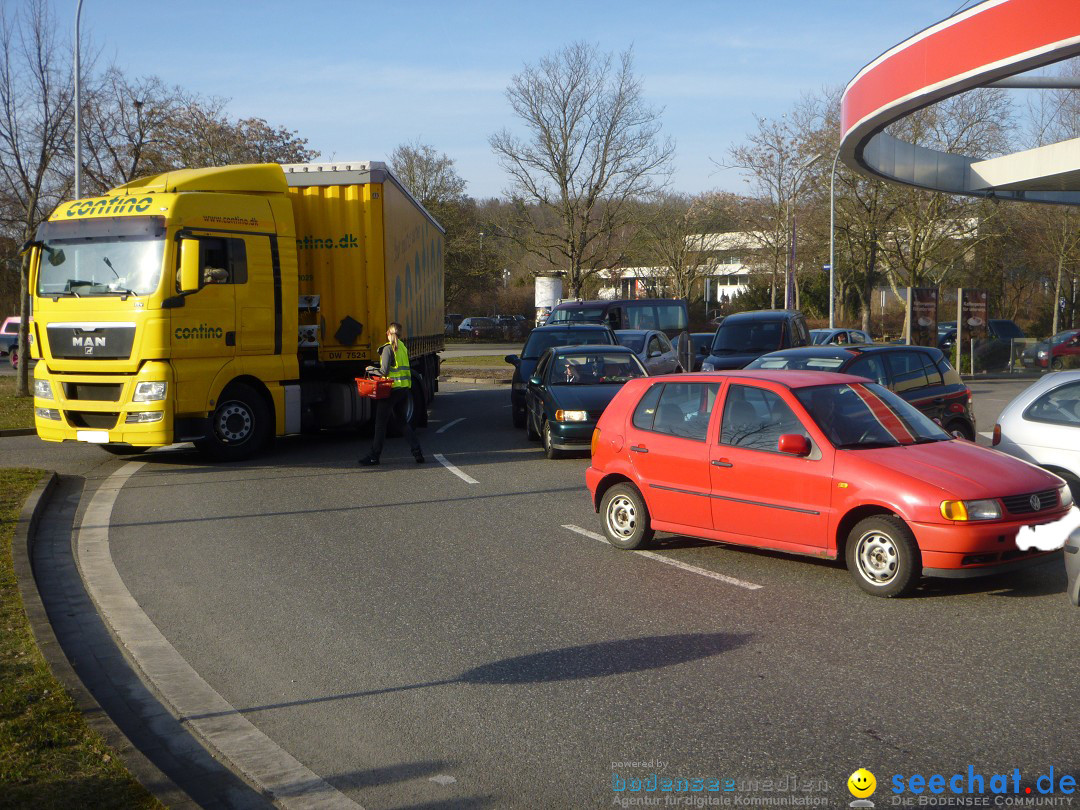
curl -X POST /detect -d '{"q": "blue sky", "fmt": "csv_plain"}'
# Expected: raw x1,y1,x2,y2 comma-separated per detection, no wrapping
67,0,964,199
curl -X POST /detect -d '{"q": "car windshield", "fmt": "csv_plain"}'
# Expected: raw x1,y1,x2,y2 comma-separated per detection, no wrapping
711,320,784,353
1050,331,1077,345
795,383,949,448
547,307,606,325
617,334,645,353
553,352,646,385
522,330,611,359
35,216,166,298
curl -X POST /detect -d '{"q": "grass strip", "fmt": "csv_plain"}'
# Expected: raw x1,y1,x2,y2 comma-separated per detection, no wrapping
0,468,159,809
0,378,34,432
440,355,515,367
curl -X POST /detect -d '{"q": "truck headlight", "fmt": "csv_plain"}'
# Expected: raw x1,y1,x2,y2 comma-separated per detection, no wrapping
125,411,163,423
132,381,167,402
33,379,53,400
555,409,588,422
35,407,60,420
940,499,1001,521
701,361,715,372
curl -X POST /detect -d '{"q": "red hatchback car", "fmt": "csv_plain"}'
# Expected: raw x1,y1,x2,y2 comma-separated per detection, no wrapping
586,370,1072,597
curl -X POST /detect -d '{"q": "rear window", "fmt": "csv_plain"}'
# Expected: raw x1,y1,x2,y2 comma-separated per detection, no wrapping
750,355,846,371
617,334,645,353
521,329,613,359
712,319,785,353
548,307,606,325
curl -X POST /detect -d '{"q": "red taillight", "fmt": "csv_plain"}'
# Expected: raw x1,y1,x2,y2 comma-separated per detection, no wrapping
948,402,965,413
591,428,601,456
992,423,1001,446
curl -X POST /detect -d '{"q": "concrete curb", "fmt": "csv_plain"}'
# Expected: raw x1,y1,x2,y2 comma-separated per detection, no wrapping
0,428,36,437
12,471,198,809
439,375,512,385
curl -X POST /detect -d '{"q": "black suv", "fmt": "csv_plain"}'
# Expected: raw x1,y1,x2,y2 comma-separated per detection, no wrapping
938,319,1025,371
505,323,617,428
746,343,975,440
701,310,811,371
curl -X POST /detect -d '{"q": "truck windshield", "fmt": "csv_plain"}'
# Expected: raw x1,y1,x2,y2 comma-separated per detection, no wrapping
35,216,166,298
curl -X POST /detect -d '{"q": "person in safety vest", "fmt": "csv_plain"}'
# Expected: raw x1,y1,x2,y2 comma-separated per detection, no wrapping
359,322,425,465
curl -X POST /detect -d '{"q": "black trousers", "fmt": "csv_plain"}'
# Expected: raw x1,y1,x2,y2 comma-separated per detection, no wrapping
369,387,421,459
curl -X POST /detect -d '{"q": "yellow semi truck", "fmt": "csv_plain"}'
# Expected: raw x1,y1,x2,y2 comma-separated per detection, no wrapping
27,161,444,459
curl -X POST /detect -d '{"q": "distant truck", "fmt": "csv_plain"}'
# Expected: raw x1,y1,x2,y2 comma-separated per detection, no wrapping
27,162,444,459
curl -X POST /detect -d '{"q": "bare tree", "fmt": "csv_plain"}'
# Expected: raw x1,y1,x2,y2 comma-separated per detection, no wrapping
638,192,729,300
389,140,467,208
0,0,74,395
490,42,674,296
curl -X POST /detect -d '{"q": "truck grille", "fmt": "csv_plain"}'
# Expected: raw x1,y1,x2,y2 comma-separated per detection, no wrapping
66,411,119,430
1001,488,1059,515
62,382,123,402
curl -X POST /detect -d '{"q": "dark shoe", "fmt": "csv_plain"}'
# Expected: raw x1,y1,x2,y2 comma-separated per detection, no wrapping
359,455,380,466
414,452,426,464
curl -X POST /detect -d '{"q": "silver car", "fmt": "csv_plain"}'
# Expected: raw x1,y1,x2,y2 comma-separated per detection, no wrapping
992,371,1080,498
614,329,682,376
1066,529,1080,606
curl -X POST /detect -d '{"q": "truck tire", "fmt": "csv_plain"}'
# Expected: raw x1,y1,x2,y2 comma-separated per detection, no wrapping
195,382,271,461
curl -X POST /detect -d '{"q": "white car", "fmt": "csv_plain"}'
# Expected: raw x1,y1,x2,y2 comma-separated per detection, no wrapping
993,371,1080,497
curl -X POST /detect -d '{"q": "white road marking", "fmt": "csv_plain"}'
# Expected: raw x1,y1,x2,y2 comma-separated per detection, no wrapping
437,417,466,434
562,525,763,591
429,775,458,786
434,453,479,484
77,463,364,810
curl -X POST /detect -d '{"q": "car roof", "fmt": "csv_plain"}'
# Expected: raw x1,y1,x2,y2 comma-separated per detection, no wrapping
720,309,800,322
614,329,653,337
549,344,636,356
760,344,942,359
679,369,872,389
532,323,613,332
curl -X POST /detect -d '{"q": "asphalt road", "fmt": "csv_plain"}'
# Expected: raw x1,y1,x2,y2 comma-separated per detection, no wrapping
3,377,1078,809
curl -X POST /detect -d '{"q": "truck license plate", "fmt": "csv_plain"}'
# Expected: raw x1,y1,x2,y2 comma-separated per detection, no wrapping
76,430,109,443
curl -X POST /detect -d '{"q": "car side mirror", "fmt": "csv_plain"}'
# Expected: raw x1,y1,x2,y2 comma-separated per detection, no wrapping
648,349,661,358
529,375,542,386
777,434,811,457
178,238,201,293
505,354,520,366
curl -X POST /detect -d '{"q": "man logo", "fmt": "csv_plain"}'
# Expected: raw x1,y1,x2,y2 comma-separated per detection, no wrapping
72,336,106,348
1030,494,1042,511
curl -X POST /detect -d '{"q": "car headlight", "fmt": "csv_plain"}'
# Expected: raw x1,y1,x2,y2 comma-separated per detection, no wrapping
1060,484,1074,510
33,379,53,400
701,361,715,372
940,499,1002,521
132,381,167,402
555,409,588,422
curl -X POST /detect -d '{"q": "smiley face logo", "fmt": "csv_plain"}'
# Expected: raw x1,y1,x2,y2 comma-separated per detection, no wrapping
848,768,876,798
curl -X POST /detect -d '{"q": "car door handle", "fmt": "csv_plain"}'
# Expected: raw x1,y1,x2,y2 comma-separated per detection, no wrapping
712,459,733,468
933,397,945,404
630,445,649,454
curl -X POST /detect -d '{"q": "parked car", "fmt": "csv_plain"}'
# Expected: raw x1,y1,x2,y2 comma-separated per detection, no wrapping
445,313,464,335
505,323,618,428
689,333,714,371
1066,528,1080,606
458,317,499,340
938,319,1025,371
614,329,682,376
992,371,1080,499
700,310,811,371
1020,329,1080,371
587,370,1071,597
546,298,689,340
0,316,30,368
524,345,647,459
810,328,873,346
745,344,976,440
495,315,525,340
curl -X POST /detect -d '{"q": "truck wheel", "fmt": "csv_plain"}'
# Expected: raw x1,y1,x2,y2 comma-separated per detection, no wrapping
845,515,921,598
196,382,271,461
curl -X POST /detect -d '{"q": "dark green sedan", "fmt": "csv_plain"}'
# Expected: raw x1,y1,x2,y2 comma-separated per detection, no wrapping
525,345,648,459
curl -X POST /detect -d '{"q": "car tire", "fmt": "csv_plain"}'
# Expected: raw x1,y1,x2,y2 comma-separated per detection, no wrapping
9,348,17,370
542,419,563,459
1052,358,1065,371
846,515,921,598
600,483,655,550
512,405,525,429
526,408,539,440
946,419,975,441
195,382,271,461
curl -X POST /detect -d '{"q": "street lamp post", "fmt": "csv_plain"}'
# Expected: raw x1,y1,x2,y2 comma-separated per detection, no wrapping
828,147,841,328
74,0,85,199
785,153,822,310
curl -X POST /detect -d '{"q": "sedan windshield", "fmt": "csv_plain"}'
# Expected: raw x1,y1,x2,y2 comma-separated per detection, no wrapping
795,383,949,448
553,353,646,385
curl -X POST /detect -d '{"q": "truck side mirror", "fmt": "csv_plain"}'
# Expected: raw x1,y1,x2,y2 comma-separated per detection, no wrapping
178,239,201,293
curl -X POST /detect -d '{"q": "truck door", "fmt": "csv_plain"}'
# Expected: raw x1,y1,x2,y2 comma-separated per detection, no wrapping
236,235,275,355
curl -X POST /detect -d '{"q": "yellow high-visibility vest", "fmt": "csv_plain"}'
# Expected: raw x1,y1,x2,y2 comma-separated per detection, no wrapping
386,341,411,389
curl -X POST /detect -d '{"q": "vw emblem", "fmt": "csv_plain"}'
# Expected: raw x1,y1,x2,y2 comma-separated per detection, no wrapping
1030,494,1042,511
